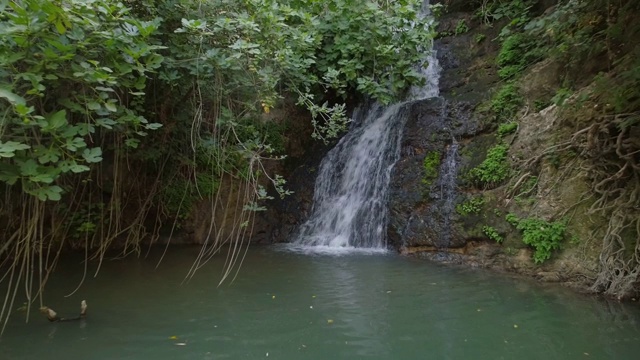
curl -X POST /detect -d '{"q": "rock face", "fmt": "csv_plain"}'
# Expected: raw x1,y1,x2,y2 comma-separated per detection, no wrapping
259,0,635,297
388,13,500,250
387,4,604,293
389,99,471,249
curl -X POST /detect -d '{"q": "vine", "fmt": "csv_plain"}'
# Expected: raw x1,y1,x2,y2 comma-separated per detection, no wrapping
0,0,436,332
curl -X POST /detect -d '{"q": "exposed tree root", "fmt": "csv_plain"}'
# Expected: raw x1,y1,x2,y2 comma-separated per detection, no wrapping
573,112,640,299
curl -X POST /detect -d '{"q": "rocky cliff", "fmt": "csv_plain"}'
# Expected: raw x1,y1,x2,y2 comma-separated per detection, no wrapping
388,0,639,299
263,0,640,300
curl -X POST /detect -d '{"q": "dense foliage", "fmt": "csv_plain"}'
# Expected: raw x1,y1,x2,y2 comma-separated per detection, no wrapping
473,0,640,298
0,0,435,332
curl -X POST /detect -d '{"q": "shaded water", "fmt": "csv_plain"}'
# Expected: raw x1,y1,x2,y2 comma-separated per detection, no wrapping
2,247,640,359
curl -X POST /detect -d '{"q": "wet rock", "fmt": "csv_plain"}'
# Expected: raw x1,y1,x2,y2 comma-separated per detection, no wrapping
536,271,562,282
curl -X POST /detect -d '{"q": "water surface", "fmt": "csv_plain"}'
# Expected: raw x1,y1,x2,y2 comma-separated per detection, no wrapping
2,246,639,359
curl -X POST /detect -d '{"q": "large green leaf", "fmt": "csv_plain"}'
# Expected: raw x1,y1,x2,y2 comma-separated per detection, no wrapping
47,109,67,130
82,147,103,163
0,87,26,105
0,141,30,158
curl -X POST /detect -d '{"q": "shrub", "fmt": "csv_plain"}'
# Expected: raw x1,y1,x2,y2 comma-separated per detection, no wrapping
490,83,523,122
469,143,510,187
482,225,504,243
455,20,469,35
456,196,485,216
506,214,566,263
497,122,518,137
422,151,441,187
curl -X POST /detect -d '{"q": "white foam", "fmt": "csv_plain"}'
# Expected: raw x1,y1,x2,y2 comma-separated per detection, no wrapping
278,244,390,256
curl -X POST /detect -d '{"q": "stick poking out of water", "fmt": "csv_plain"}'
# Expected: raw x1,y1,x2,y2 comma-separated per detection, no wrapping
40,300,87,322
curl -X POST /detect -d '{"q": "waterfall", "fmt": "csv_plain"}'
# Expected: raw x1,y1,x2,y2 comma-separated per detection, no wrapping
292,1,440,251
435,140,459,248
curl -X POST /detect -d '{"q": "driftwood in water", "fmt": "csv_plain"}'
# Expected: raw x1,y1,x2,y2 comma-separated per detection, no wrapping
40,300,87,322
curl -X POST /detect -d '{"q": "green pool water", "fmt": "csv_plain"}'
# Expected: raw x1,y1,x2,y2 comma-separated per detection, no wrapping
2,246,639,359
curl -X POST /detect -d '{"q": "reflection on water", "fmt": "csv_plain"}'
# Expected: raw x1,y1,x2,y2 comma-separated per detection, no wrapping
1,247,640,360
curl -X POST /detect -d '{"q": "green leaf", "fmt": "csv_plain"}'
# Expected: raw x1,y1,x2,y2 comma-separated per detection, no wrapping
54,19,66,34
0,87,26,105
0,141,31,158
47,109,67,130
95,118,117,129
104,102,117,112
19,159,38,176
65,137,87,151
82,147,103,163
87,102,101,110
37,149,61,164
0,163,20,185
33,185,63,201
125,138,139,148
70,164,90,173
29,172,56,184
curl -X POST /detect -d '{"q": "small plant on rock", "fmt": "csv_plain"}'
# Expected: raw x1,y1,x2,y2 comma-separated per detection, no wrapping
482,225,504,243
497,122,518,137
422,151,441,187
469,143,511,188
455,20,469,35
490,83,523,122
506,213,566,264
456,196,485,216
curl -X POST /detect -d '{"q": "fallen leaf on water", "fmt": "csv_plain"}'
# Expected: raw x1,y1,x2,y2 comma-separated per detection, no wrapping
272,295,275,299
169,336,178,340
477,309,482,312
327,319,334,324
175,343,187,346
312,295,316,298
513,324,519,329
584,353,590,356
309,306,313,309
386,291,392,293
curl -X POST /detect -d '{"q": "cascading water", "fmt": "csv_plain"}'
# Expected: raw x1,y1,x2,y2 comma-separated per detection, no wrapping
434,140,459,248
292,1,441,251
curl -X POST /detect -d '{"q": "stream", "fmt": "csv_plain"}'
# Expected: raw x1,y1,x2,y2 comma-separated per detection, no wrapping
2,247,640,359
